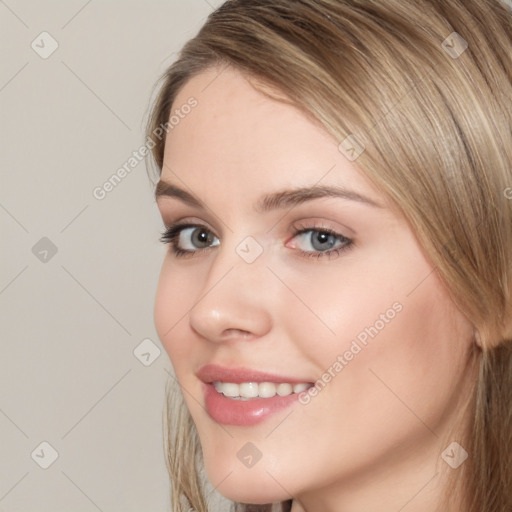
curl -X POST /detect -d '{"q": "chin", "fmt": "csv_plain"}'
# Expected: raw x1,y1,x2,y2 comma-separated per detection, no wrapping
202,456,290,504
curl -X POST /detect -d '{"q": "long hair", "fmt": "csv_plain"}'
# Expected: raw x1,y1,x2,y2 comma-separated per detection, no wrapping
146,1,512,510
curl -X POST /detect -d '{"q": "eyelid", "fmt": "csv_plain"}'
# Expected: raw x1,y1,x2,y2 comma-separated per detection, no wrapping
159,205,222,230
288,219,351,238
162,216,219,235
293,213,355,234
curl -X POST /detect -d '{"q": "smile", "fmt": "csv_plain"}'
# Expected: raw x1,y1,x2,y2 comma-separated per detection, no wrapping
197,364,315,426
213,381,312,400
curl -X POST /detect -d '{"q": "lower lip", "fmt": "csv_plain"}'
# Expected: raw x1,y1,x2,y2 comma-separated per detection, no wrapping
203,382,303,426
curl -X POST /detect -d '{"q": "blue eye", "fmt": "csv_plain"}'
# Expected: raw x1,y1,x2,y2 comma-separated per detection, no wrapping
289,227,353,259
294,230,340,251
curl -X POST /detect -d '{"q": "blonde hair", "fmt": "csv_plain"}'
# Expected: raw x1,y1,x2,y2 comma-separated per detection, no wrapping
146,1,512,510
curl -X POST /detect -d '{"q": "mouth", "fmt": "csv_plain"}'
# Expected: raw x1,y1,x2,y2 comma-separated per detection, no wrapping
212,380,312,400
197,364,314,426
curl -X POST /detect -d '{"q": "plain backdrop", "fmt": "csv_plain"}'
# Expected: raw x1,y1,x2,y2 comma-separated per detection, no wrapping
0,1,229,511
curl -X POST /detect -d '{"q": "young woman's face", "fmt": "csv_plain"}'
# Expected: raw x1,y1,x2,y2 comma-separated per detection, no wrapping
154,66,475,509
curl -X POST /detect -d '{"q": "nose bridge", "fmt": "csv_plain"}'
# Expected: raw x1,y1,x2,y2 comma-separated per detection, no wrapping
188,235,272,342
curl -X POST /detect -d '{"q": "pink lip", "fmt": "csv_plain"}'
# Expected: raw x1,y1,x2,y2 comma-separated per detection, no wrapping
197,364,312,426
202,382,303,426
196,363,310,384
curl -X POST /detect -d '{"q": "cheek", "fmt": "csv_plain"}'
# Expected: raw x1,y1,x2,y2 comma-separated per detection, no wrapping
279,246,471,439
272,250,409,359
154,260,197,363
319,272,472,443
287,237,445,360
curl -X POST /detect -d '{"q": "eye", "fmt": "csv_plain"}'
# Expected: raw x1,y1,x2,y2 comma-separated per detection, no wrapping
160,222,353,260
176,226,219,250
288,225,353,259
295,230,338,251
160,223,219,257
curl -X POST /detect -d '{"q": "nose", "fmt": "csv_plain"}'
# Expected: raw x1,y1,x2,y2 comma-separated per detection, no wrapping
188,250,273,343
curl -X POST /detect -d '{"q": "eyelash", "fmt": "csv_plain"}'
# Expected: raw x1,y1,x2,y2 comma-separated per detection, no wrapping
159,222,353,260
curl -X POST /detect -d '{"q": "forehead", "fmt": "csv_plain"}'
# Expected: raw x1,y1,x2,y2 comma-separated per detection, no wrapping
168,66,332,158
162,66,383,211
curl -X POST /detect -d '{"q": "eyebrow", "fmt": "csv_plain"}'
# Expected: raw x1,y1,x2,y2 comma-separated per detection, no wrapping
154,180,383,212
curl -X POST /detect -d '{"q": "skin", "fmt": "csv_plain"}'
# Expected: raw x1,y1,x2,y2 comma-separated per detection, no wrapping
154,65,477,512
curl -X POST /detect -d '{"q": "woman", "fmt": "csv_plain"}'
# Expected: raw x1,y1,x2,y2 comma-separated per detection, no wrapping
145,1,512,510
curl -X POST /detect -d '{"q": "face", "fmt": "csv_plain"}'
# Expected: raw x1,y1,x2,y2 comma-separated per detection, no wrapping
154,66,475,509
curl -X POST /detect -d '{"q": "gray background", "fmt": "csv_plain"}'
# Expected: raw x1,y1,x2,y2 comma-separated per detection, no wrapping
0,1,228,511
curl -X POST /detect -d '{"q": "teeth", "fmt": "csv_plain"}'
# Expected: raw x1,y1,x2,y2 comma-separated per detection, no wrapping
292,383,310,393
239,382,259,398
258,382,276,398
221,383,239,398
277,383,293,396
212,381,312,399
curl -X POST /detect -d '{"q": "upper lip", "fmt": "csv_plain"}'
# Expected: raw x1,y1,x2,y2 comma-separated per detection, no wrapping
197,364,312,384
